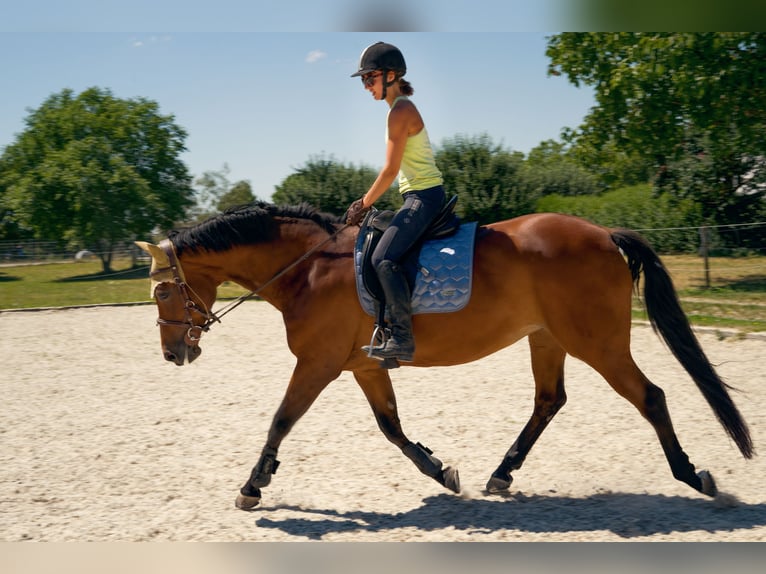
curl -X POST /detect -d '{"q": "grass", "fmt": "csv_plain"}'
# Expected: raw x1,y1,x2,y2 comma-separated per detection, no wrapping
2,254,765,333
0,257,249,310
630,255,766,333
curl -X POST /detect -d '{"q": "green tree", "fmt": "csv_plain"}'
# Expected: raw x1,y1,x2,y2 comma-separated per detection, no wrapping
559,127,653,190
190,164,232,222
538,184,702,252
435,134,530,224
272,154,400,216
546,33,766,233
0,87,193,272
218,180,255,212
519,139,600,197
189,165,256,219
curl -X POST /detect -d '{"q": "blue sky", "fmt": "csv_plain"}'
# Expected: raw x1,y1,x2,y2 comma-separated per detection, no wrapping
0,1,571,33
0,30,596,201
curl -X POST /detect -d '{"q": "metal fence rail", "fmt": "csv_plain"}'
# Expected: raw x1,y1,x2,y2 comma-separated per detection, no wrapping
0,239,142,263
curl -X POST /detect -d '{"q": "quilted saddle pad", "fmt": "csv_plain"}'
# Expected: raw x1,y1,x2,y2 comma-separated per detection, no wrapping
354,221,478,316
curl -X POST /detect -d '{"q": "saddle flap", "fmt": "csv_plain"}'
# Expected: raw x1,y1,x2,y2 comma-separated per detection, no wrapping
368,209,395,232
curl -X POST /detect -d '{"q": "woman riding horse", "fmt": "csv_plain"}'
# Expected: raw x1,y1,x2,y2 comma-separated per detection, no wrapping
136,202,753,511
346,41,446,363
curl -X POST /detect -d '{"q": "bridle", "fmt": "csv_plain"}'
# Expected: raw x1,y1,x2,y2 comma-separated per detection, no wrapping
152,239,220,345
151,224,350,345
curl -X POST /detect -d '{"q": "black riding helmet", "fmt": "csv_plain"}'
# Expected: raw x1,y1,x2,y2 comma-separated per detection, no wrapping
351,42,407,77
351,42,406,99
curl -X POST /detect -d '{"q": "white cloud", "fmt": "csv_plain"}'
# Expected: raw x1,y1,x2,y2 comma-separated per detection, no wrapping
131,36,172,48
305,50,327,64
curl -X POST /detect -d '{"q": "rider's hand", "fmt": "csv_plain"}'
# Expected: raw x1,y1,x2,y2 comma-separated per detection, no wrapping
345,198,370,226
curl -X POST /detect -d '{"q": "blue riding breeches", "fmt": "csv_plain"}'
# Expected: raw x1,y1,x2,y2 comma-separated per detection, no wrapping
370,185,446,269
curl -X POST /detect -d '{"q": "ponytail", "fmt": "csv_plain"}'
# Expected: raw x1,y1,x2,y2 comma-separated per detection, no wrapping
399,78,414,96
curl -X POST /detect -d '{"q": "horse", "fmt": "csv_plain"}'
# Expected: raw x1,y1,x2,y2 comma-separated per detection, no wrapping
136,201,753,511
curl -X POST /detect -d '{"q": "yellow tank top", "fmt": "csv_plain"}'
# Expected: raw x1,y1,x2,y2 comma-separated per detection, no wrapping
387,96,443,194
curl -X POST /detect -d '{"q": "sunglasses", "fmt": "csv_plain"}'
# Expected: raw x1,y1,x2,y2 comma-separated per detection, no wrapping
361,72,382,87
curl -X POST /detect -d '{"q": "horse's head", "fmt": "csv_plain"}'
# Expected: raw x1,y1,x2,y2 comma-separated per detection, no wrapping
135,240,219,366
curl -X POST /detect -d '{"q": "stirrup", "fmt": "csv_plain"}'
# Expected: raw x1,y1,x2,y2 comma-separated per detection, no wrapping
362,325,402,369
366,341,413,362
364,324,387,356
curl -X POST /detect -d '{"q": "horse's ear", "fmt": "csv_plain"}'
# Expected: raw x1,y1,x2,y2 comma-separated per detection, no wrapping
135,240,154,255
135,241,173,298
135,241,168,265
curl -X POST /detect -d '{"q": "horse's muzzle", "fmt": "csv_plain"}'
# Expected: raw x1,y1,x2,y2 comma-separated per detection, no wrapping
163,344,202,366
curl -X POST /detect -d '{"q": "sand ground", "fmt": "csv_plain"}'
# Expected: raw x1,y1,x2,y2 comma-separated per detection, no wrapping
1,302,764,541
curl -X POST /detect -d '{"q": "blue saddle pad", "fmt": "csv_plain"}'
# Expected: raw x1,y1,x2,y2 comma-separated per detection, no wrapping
354,221,478,316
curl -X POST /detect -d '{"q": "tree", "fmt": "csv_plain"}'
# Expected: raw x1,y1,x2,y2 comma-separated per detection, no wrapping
218,180,255,212
519,139,601,197
0,87,193,272
188,165,256,220
435,134,531,224
546,33,766,232
538,184,702,253
272,154,400,216
559,127,653,191
189,164,230,222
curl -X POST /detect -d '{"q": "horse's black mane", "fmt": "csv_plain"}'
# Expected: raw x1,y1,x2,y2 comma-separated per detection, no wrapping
168,201,343,255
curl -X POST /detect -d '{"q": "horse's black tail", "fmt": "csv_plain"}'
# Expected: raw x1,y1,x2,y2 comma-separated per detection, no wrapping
611,228,754,459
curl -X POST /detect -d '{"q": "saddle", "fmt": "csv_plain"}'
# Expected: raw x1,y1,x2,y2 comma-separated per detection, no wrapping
358,194,461,304
353,196,478,369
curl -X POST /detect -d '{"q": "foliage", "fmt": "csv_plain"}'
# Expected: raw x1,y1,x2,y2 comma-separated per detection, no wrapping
560,128,653,190
435,134,532,224
519,139,601,196
190,165,232,221
0,87,193,272
218,180,255,212
270,137,601,226
271,154,401,215
655,129,766,249
189,164,255,221
538,184,703,252
546,33,766,232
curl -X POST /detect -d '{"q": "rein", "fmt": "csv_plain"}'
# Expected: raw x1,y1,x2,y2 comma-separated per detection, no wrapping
210,223,350,322
154,223,350,342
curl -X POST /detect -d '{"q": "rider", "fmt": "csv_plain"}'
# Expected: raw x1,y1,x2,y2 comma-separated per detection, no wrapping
345,41,446,362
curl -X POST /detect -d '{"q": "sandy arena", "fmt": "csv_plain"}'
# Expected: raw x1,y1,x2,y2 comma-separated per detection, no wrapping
1,302,765,541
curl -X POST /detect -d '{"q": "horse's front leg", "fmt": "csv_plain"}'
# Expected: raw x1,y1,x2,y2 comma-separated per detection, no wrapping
353,368,460,493
235,361,339,511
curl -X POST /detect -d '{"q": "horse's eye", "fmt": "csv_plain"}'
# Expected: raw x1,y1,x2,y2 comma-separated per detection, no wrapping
156,287,171,301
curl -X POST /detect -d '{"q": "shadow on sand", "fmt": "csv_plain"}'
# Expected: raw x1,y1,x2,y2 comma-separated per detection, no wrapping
252,491,766,540
54,265,150,282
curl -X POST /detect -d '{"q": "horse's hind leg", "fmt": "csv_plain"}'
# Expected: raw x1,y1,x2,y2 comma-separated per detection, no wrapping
353,368,460,493
596,356,717,497
487,330,567,494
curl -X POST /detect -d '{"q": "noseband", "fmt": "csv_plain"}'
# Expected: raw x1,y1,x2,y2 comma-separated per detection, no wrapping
152,239,220,346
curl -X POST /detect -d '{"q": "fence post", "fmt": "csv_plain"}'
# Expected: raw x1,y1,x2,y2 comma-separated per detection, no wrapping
699,225,711,289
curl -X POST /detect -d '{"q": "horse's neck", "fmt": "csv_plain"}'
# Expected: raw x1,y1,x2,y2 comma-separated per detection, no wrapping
214,226,332,301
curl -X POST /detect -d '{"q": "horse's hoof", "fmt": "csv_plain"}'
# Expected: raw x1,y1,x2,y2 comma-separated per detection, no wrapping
441,466,461,493
698,470,717,497
486,474,512,494
235,493,262,511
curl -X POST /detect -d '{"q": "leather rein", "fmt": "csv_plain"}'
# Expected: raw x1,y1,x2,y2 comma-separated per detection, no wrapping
152,224,350,344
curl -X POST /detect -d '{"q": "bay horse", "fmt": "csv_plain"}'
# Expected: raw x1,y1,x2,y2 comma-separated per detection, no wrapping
136,201,753,510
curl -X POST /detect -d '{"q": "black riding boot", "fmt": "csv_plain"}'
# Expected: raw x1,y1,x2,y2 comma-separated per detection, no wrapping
364,260,415,361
